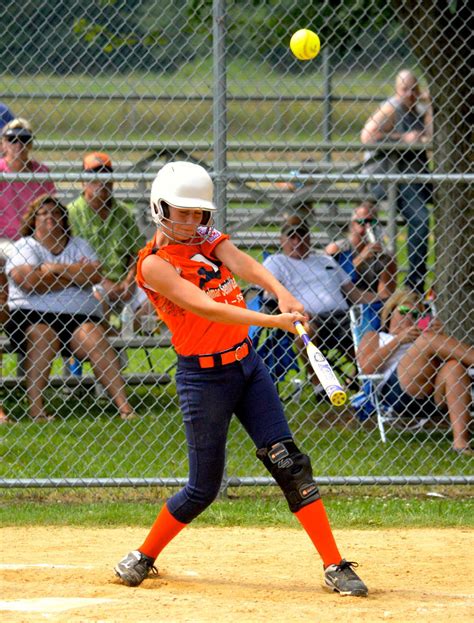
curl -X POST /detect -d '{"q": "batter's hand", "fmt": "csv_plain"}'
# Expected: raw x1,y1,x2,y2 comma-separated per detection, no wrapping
277,290,305,315
275,311,307,334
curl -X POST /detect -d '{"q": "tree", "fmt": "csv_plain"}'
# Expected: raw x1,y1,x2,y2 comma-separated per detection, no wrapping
394,0,473,340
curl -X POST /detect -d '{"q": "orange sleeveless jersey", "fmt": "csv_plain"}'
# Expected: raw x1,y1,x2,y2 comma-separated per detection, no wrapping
136,228,249,356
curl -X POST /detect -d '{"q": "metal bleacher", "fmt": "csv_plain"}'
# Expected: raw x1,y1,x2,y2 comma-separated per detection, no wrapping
35,139,386,250
1,139,412,395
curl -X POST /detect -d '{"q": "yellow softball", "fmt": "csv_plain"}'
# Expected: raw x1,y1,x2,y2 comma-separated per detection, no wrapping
290,29,321,61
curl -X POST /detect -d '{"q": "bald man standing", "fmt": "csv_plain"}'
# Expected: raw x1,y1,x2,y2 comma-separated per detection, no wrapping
361,69,433,294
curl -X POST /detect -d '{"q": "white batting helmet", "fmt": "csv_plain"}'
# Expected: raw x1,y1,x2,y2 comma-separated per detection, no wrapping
150,161,216,227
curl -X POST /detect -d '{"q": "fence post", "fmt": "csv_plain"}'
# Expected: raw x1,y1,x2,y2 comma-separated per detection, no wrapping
323,48,333,164
387,181,398,254
213,0,227,230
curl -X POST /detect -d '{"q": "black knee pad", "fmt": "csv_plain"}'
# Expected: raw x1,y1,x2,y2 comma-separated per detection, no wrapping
256,439,320,512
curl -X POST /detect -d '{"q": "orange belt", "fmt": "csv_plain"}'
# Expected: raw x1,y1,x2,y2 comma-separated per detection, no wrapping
198,340,250,369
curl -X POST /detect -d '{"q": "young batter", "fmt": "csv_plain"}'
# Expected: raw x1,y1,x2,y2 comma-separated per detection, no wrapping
114,161,368,596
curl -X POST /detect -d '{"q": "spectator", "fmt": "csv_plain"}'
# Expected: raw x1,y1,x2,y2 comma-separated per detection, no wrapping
356,288,473,455
325,201,397,334
67,152,149,325
0,104,14,422
262,216,383,385
4,194,137,422
0,118,56,246
361,69,432,294
0,107,13,407
0,117,56,423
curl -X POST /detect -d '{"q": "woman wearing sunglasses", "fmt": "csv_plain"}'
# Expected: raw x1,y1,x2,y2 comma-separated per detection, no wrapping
0,118,56,247
357,289,474,454
326,202,397,334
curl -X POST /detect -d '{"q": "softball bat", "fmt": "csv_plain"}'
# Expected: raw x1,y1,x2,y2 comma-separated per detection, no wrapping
294,321,347,406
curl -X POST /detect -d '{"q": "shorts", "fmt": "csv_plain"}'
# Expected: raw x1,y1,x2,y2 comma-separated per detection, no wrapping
5,308,102,358
379,371,439,419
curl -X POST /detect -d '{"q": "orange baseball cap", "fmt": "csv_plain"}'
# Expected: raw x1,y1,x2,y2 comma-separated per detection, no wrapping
83,151,113,172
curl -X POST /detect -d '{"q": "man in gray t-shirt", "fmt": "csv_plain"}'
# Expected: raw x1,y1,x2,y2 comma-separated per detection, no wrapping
262,216,383,384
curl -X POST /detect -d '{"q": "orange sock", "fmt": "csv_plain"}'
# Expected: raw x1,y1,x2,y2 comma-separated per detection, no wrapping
139,504,187,560
295,499,341,567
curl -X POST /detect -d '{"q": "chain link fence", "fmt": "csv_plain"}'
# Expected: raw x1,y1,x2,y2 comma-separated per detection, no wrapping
0,0,472,487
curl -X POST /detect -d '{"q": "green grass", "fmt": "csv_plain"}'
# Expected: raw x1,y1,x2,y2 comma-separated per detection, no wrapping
1,347,472,529
1,486,472,529
1,59,401,143
1,367,472,481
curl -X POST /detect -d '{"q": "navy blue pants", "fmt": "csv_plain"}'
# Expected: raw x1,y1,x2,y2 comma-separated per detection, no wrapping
167,344,292,524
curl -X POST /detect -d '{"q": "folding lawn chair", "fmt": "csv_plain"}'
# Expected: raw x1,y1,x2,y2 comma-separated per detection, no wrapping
349,304,395,443
349,304,433,443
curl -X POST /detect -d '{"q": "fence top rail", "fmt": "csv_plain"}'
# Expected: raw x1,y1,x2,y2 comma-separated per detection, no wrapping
3,93,387,103
2,172,471,183
32,140,430,153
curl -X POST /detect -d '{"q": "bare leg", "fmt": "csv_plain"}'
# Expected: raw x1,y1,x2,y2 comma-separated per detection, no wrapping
24,324,59,420
433,360,471,450
415,331,474,367
0,404,11,424
398,331,474,397
71,322,136,419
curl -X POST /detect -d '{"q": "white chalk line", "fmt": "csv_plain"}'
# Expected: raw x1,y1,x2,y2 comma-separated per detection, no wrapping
0,597,114,613
0,563,93,570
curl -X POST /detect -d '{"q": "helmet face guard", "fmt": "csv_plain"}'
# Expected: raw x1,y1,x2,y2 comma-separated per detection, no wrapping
152,200,215,245
150,162,217,244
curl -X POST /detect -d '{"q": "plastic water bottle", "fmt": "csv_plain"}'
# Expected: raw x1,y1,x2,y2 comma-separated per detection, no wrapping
120,303,135,339
365,223,379,244
140,313,157,335
366,223,386,253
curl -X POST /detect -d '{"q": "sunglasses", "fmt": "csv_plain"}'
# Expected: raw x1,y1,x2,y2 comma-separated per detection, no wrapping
353,218,378,226
397,305,422,319
5,135,32,145
285,227,309,238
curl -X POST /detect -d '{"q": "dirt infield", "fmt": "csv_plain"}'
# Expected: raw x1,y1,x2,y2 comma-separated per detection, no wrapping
1,526,473,622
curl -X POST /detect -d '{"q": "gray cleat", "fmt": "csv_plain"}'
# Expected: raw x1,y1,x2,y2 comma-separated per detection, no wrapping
324,559,368,596
114,550,158,587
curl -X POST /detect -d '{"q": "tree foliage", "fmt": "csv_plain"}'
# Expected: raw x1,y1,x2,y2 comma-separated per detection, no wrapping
393,0,472,339
1,0,399,75
0,0,196,74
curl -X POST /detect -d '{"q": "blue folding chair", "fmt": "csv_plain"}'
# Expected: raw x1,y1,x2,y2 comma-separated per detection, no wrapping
349,304,393,442
335,248,383,336
349,304,432,442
